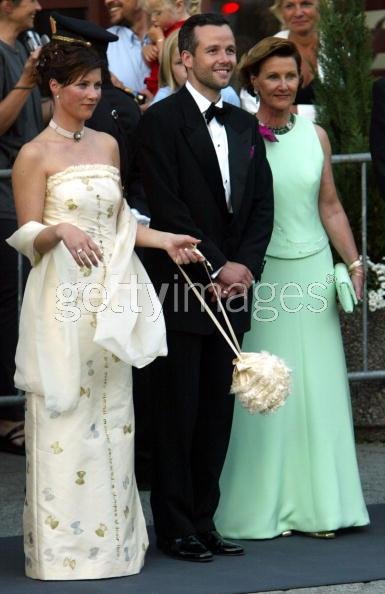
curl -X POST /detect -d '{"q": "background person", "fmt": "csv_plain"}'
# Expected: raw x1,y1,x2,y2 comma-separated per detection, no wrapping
142,0,192,95
152,28,240,106
8,38,201,580
105,0,151,98
0,0,43,454
137,13,274,562
370,76,385,201
151,28,188,102
241,0,320,121
215,37,369,540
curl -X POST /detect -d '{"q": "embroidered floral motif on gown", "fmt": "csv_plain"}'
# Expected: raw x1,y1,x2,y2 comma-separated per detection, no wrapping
7,165,167,580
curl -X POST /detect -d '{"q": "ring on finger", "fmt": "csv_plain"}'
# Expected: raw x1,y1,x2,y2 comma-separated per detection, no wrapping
77,248,84,255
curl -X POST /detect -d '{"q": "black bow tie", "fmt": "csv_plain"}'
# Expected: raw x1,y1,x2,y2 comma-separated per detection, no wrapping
205,102,229,126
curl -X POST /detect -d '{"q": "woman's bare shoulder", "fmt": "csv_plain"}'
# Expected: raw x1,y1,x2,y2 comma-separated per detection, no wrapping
15,136,48,171
85,128,119,166
85,127,118,147
314,124,331,155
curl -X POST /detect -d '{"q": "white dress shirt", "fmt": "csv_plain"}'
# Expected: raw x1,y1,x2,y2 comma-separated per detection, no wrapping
186,81,232,213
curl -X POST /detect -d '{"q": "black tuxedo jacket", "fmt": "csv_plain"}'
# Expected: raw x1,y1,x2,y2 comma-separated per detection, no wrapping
137,86,274,334
370,77,385,200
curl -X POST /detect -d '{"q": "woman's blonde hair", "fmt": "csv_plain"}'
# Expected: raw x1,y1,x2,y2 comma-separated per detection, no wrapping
270,0,285,24
270,0,319,26
159,29,182,91
186,0,201,15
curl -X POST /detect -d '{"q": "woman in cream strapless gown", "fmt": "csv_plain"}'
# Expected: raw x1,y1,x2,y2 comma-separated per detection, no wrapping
7,37,202,581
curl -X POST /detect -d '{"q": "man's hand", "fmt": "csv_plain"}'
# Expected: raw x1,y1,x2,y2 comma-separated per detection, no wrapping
206,262,253,301
20,47,41,87
138,88,154,113
218,262,253,290
208,281,247,302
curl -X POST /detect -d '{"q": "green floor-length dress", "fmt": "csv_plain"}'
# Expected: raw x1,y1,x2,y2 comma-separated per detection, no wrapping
215,116,369,538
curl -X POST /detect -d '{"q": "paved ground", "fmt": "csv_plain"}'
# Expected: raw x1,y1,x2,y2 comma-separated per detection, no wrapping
1,443,385,593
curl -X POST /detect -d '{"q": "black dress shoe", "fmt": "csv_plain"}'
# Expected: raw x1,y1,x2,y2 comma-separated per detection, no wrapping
198,530,244,556
157,534,213,562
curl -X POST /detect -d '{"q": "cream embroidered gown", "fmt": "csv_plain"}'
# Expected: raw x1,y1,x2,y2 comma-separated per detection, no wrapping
7,165,167,581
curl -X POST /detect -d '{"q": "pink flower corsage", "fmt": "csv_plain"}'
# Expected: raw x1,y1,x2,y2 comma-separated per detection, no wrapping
258,124,278,143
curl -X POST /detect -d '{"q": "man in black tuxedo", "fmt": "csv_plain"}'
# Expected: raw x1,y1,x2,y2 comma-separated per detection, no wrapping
370,77,385,200
137,13,274,562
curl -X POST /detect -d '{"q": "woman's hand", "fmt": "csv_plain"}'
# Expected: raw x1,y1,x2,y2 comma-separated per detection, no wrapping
350,268,364,301
162,234,204,265
56,223,103,268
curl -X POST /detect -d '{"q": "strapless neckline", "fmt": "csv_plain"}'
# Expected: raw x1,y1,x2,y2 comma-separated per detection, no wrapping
47,163,120,182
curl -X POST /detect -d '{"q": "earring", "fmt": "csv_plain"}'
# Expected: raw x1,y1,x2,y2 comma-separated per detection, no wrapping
56,95,60,99
253,89,259,100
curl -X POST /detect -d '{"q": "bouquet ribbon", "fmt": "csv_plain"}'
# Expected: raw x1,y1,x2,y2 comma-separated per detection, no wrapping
176,252,291,414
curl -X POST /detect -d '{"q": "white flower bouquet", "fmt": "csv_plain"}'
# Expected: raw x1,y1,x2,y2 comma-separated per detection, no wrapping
231,351,291,414
367,257,385,312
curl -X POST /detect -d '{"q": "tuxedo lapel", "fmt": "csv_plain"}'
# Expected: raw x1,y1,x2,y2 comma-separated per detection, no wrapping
178,87,229,216
225,110,253,214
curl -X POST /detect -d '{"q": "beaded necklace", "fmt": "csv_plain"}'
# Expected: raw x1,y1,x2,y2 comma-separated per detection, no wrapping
258,112,296,135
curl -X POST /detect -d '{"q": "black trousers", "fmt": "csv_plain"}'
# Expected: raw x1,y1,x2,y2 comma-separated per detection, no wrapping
0,218,27,420
150,328,241,539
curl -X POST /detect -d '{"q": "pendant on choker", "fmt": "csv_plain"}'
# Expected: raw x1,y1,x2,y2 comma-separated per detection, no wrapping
258,112,296,136
49,119,85,142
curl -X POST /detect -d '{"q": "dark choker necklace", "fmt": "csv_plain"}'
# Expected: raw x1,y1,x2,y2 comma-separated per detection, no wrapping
258,112,296,135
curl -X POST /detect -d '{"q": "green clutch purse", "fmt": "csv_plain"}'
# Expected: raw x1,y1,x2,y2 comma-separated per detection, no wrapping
334,263,358,314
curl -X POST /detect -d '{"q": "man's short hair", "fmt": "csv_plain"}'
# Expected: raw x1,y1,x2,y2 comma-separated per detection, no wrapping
178,13,230,55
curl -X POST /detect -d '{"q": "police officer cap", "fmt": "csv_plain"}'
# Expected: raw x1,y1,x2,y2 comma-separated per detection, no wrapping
50,12,118,55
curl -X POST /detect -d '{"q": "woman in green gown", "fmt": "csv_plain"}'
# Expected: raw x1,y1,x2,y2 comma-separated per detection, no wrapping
215,37,369,539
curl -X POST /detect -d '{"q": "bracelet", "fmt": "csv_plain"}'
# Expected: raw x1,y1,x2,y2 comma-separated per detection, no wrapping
349,268,365,277
13,85,34,90
348,257,363,274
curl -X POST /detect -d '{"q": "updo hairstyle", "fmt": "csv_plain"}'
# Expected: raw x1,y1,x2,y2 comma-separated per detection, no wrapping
238,37,302,97
36,41,105,96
